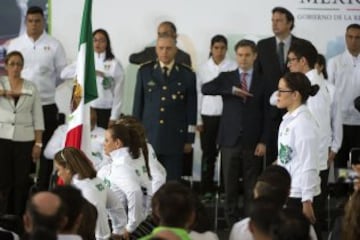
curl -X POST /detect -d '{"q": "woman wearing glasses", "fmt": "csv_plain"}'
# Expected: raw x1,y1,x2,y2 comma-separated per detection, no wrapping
54,147,127,240
276,72,320,225
0,51,44,216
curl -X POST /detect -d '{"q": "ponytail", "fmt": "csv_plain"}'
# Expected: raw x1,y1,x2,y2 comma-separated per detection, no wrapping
309,84,319,97
127,126,152,179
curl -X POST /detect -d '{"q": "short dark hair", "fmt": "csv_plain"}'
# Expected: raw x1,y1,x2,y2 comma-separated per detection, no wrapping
51,185,85,232
26,6,44,17
152,181,195,228
272,7,295,30
234,39,257,53
282,72,319,104
289,39,318,69
255,165,291,207
211,34,228,48
249,197,282,237
271,208,311,240
346,23,360,32
159,21,177,34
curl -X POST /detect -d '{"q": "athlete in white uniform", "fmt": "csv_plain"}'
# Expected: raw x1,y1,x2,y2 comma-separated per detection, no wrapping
100,123,153,239
54,147,127,240
116,115,166,194
276,72,321,225
61,29,125,128
44,108,109,170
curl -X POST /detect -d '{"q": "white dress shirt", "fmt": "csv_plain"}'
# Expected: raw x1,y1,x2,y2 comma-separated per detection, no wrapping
327,49,360,126
306,69,342,170
61,52,125,120
278,105,321,202
196,57,237,124
7,31,67,105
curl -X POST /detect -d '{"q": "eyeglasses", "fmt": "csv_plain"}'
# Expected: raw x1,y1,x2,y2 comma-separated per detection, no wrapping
7,62,23,67
278,89,294,94
93,38,106,43
287,57,299,63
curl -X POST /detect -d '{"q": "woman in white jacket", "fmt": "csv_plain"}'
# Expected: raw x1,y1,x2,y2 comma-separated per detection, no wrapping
276,72,321,225
99,123,152,239
117,115,166,194
61,28,125,128
54,147,127,240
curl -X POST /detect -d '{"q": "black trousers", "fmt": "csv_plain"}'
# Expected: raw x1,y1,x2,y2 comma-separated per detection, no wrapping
0,139,33,216
335,125,360,168
221,140,262,227
317,169,329,229
200,115,220,193
287,196,323,240
94,108,111,129
157,153,183,181
37,104,59,190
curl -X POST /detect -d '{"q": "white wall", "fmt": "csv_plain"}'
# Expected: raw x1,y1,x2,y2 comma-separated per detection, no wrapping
51,0,359,180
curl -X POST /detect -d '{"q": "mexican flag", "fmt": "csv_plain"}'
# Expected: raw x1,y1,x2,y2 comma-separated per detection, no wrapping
65,0,97,153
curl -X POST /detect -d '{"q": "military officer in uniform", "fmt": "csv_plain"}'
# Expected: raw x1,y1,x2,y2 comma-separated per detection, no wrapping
133,34,197,181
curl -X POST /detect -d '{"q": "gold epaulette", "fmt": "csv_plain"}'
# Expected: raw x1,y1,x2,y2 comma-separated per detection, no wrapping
179,63,194,72
140,60,156,68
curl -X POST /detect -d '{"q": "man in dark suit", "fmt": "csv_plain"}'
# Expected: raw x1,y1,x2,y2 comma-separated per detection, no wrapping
129,21,191,66
256,7,301,164
133,34,197,181
202,40,269,226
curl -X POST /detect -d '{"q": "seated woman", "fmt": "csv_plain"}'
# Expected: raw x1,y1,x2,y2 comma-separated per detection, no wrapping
98,123,153,238
54,147,127,240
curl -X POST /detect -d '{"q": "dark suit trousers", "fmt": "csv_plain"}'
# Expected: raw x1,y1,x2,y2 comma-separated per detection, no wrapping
335,125,360,168
287,196,323,240
221,139,262,226
94,108,111,129
38,104,59,190
157,153,183,181
200,115,220,193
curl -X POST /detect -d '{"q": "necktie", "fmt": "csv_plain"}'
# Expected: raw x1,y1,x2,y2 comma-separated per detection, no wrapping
278,42,285,72
241,72,248,103
163,66,169,80
241,72,248,91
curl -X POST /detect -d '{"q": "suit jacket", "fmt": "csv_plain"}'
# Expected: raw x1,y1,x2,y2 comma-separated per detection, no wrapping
256,35,302,92
202,70,269,148
129,47,192,66
0,77,44,141
256,35,301,121
133,61,197,155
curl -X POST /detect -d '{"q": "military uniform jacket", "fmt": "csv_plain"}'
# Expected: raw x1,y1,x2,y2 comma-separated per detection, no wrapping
133,61,197,155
